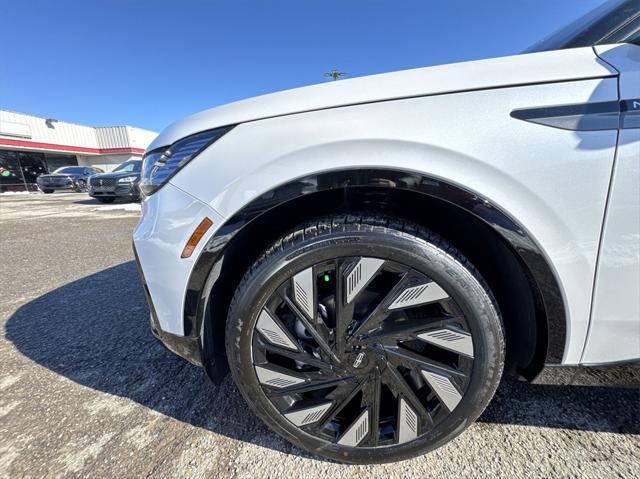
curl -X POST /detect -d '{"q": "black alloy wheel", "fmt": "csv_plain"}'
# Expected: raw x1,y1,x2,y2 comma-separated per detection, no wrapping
226,214,504,463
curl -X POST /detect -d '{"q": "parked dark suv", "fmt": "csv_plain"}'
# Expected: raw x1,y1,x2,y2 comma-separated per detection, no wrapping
88,159,141,203
37,166,103,193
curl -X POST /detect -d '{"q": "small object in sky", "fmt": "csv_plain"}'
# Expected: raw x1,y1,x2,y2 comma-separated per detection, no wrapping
324,69,346,81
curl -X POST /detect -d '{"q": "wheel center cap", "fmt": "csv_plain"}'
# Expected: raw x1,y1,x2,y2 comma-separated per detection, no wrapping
352,351,367,369
345,348,374,373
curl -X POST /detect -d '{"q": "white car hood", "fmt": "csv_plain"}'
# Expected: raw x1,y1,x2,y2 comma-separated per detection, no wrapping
148,47,616,151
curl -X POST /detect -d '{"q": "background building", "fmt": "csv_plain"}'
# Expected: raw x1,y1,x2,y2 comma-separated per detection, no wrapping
0,109,157,191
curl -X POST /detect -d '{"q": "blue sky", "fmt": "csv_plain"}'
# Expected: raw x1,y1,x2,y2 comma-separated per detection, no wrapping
1,0,603,132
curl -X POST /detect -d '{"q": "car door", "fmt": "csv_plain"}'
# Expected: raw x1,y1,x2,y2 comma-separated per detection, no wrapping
582,43,640,363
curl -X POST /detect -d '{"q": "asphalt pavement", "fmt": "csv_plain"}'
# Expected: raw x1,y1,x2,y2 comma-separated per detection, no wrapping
1,193,638,478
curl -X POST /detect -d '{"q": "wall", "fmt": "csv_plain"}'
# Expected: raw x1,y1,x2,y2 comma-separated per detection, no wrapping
78,154,139,172
0,110,98,149
0,110,157,155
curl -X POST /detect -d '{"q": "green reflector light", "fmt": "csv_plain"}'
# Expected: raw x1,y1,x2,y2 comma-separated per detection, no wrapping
323,274,331,282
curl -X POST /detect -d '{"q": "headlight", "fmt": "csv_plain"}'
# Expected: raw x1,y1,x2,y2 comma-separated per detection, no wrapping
117,176,137,184
140,126,233,196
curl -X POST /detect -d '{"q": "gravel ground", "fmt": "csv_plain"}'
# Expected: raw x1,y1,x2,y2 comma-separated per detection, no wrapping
1,193,639,478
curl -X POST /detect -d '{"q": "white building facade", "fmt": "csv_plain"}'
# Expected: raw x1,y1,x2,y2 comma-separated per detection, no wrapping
0,109,157,191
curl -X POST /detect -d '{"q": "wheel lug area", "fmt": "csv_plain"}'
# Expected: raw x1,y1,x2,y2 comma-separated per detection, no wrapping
342,344,377,374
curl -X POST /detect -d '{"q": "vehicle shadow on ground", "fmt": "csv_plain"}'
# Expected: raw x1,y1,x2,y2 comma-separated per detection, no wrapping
5,262,639,457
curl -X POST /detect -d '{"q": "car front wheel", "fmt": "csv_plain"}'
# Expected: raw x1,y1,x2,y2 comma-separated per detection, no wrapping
75,180,87,192
225,214,505,463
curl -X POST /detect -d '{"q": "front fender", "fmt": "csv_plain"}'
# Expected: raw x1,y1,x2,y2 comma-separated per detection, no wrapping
172,78,618,364
183,167,567,368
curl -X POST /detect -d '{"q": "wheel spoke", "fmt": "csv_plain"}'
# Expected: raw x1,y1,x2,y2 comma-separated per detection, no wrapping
347,304,388,345
346,269,418,341
257,337,334,372
382,365,433,434
309,378,365,434
292,266,316,321
343,257,386,304
267,373,354,397
358,316,464,345
361,370,381,446
256,307,300,351
382,344,466,379
387,278,450,311
281,291,341,364
335,258,356,356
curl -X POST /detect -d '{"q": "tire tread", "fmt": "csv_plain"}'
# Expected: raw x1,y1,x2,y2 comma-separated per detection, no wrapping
228,213,500,325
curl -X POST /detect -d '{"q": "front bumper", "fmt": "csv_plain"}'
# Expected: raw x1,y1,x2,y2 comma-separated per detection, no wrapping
133,243,203,365
133,182,224,364
37,181,75,190
89,183,140,198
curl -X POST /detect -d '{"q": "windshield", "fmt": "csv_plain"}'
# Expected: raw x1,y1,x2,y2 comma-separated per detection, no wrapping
525,0,640,53
114,160,142,173
53,167,85,175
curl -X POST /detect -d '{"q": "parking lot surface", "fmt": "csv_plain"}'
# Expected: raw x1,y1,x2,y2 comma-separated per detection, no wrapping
1,193,639,478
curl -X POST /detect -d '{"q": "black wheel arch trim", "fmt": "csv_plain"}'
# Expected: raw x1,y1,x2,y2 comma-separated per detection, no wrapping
185,168,568,366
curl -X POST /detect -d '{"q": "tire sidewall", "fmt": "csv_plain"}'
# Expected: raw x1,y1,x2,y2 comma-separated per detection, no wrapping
226,227,504,464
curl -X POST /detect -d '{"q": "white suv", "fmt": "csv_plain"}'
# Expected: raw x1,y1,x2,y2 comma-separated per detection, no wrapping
133,0,639,463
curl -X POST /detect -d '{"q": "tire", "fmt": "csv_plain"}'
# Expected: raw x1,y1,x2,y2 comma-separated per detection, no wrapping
226,214,505,464
97,197,115,203
42,189,54,194
75,180,87,193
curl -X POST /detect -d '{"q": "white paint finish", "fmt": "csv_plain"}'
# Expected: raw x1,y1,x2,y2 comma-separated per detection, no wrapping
132,183,223,335
172,77,619,362
582,43,640,363
345,258,385,303
149,48,615,150
417,329,474,358
594,44,640,98
420,371,462,412
582,129,640,363
256,309,299,351
292,267,315,319
388,283,449,310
